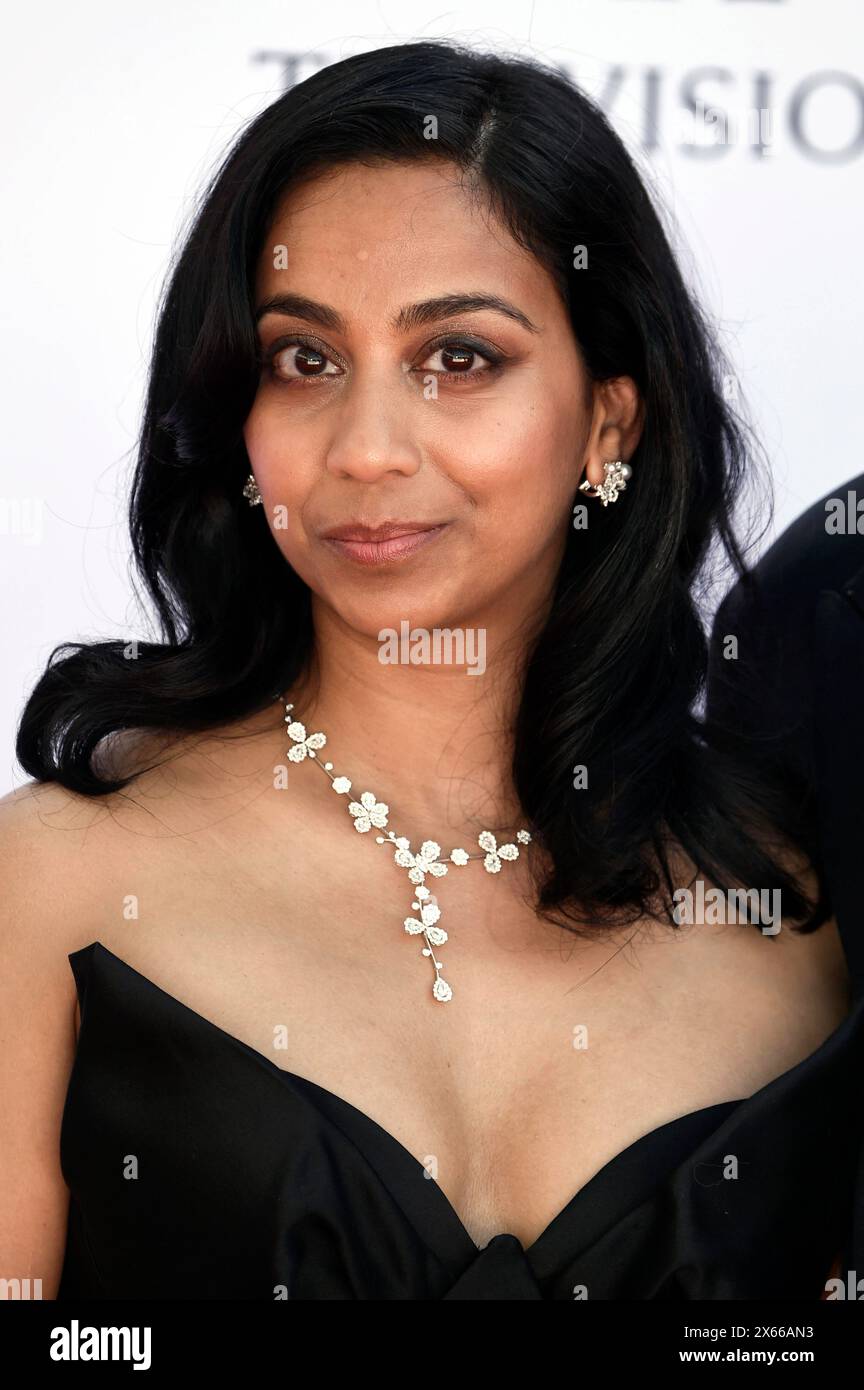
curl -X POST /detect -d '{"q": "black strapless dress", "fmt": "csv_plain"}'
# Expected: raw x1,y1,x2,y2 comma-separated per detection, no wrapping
57,939,864,1299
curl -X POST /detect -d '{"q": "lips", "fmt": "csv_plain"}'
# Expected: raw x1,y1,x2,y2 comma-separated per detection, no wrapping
322,520,444,542
321,520,449,566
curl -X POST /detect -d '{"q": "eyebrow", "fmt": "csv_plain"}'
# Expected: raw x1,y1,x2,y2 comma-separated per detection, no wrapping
254,292,540,335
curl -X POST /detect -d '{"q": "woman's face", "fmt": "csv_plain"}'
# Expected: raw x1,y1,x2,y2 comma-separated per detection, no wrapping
244,159,619,640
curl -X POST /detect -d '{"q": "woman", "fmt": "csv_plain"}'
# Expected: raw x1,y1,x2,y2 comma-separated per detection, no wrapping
2,39,861,1301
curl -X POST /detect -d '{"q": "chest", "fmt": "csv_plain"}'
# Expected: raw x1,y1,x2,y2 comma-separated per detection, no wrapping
84,820,852,1250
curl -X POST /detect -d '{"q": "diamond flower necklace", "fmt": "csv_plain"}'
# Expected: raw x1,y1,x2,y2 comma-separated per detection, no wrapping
281,700,532,1003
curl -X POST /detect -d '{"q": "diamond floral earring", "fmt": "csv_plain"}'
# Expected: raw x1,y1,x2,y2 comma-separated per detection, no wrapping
243,473,262,506
579,458,632,507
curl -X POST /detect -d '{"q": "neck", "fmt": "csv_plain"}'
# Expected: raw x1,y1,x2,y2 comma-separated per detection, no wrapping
281,594,546,845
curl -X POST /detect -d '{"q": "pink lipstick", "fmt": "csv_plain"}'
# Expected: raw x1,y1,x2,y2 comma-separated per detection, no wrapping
321,521,449,567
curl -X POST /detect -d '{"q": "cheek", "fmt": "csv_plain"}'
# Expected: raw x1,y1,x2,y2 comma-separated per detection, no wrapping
458,408,577,543
243,403,281,476
244,405,309,507
242,409,314,569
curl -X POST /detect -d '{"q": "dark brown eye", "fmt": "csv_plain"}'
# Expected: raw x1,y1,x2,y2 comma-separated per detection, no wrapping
418,337,505,383
265,338,341,382
291,345,328,375
439,344,474,372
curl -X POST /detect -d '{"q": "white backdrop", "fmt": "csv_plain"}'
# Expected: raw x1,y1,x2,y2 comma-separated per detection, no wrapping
2,0,862,791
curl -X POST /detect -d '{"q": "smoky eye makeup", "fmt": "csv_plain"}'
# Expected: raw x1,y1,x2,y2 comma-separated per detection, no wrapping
256,329,512,386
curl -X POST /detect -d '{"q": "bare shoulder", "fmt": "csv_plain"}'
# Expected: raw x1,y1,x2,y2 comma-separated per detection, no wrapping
0,731,237,1030
0,724,196,942
0,703,295,941
0,777,129,968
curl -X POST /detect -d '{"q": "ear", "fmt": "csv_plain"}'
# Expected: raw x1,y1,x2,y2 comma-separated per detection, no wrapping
580,377,643,489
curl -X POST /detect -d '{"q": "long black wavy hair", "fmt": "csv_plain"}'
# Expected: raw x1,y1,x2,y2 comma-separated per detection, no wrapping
16,39,825,934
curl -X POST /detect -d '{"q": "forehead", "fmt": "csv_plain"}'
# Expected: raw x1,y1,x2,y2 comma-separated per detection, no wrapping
254,160,560,321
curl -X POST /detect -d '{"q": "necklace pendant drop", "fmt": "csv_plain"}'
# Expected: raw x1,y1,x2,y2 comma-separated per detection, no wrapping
282,699,531,1004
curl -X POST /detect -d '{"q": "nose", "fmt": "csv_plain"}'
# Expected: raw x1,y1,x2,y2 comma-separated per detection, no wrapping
324,369,422,482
